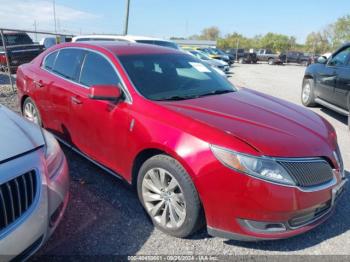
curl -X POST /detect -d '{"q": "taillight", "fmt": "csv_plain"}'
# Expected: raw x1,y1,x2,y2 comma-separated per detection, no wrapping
0,54,7,64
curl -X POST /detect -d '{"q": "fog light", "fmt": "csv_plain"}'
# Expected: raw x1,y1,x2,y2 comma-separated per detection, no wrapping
239,219,287,233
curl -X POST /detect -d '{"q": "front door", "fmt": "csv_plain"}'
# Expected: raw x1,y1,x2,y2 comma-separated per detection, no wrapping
317,47,350,105
334,48,350,110
69,51,131,174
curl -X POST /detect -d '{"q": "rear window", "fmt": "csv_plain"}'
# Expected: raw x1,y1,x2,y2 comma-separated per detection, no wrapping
53,49,85,80
0,33,34,46
43,51,58,70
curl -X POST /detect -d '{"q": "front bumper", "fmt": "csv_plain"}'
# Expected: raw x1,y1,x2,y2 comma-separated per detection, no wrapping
195,160,347,241
0,149,69,260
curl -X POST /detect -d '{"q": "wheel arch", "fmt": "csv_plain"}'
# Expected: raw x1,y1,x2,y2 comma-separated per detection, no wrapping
20,94,30,113
130,144,202,189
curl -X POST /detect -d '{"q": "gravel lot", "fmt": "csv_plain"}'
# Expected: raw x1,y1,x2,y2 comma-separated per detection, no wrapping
0,64,349,257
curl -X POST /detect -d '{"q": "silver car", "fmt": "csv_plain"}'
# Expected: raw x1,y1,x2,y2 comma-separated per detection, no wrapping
187,50,230,74
0,105,69,260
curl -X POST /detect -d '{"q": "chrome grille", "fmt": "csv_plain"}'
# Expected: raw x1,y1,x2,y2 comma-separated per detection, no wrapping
278,160,333,187
0,171,37,231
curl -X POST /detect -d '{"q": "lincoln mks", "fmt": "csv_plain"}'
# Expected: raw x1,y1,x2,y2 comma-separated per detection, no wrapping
16,42,347,240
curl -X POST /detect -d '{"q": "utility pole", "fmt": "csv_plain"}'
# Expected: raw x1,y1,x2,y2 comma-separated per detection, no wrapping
33,20,38,42
53,0,57,33
123,0,131,35
235,38,239,61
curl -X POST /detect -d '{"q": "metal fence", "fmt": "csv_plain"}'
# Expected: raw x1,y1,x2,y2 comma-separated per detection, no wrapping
0,28,74,95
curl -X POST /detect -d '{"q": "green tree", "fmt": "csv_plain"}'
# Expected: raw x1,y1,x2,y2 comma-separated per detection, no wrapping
305,31,330,54
199,26,220,40
259,33,295,52
331,14,350,47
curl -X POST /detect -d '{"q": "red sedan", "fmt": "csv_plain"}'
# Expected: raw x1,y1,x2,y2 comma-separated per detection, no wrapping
16,42,347,240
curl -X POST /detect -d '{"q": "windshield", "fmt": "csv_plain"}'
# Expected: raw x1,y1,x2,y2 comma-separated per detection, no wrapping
136,40,179,50
190,50,210,60
212,48,225,55
119,53,236,101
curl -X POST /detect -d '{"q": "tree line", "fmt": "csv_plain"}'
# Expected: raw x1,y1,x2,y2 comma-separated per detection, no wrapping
182,14,350,54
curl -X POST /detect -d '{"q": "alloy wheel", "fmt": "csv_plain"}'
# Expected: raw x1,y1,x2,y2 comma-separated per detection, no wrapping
302,83,311,103
142,167,186,229
24,101,40,125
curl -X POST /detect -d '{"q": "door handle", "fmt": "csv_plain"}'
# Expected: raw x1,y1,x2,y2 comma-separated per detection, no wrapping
34,80,44,88
71,96,83,105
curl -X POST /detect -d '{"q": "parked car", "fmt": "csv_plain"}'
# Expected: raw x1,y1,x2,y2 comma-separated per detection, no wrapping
39,36,71,50
226,48,258,64
0,32,44,74
72,34,180,50
279,51,312,66
17,42,347,241
197,47,232,65
256,49,282,65
187,49,230,74
302,43,350,128
0,104,69,260
210,48,235,65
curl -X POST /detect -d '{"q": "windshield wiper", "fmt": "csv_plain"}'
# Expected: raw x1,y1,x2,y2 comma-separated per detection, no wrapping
155,90,234,101
154,95,198,101
197,89,234,98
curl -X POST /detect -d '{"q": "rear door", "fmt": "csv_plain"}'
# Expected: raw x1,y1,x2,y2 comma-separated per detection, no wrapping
69,50,131,173
46,48,85,140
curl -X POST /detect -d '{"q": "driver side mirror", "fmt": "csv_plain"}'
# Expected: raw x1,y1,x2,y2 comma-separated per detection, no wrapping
317,56,328,64
89,84,123,101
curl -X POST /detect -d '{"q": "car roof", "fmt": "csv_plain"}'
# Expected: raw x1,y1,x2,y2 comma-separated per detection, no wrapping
56,41,183,56
72,34,171,42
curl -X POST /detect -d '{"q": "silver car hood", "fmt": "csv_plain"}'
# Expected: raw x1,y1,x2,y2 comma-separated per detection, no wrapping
0,105,45,162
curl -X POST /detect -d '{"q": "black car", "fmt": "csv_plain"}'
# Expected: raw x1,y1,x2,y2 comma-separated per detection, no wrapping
302,43,350,127
0,32,44,74
226,48,258,64
280,51,311,66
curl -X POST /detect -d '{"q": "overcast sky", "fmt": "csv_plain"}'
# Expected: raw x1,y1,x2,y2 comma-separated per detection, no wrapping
0,0,349,43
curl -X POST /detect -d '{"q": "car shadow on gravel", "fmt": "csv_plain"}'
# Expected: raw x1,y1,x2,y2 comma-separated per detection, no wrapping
224,170,350,251
319,107,348,126
34,146,154,257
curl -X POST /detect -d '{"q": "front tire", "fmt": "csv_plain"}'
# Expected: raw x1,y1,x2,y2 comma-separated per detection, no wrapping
268,58,274,65
137,155,203,238
22,97,42,126
301,79,316,107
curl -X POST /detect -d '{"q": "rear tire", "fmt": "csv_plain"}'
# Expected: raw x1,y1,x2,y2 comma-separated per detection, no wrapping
22,97,42,126
301,79,316,107
268,58,274,65
137,154,204,238
238,57,244,64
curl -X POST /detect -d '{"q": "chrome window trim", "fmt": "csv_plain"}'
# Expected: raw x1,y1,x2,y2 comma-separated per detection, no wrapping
41,47,133,104
210,145,337,192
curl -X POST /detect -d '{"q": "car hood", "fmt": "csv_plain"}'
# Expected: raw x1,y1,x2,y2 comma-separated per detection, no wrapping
159,88,335,158
0,105,45,162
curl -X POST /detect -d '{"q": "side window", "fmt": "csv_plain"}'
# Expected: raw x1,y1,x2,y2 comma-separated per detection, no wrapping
53,49,85,80
79,52,120,87
43,51,58,71
328,47,350,67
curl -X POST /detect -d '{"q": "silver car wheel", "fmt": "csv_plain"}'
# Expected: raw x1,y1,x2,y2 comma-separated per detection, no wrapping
302,83,311,103
24,101,39,125
142,167,186,229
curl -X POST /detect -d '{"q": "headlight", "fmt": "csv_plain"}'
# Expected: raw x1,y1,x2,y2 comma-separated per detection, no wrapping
42,129,64,178
211,145,295,185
